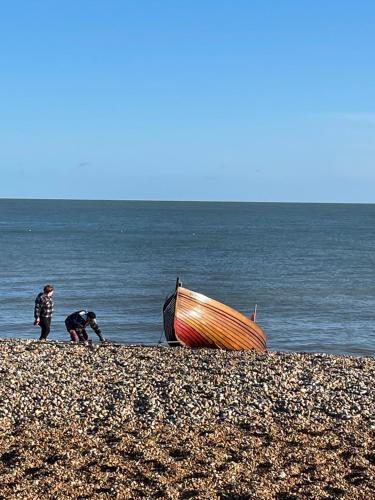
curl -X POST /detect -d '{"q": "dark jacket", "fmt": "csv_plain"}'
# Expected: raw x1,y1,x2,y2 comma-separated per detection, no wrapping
65,310,104,341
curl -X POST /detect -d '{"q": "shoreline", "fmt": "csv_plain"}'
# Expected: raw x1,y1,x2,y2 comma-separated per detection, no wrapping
0,340,374,498
1,337,373,358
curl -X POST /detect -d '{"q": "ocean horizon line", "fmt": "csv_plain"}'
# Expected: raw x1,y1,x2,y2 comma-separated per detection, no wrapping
1,197,374,206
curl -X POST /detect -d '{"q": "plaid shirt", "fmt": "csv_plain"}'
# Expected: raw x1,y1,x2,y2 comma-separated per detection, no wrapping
34,293,54,319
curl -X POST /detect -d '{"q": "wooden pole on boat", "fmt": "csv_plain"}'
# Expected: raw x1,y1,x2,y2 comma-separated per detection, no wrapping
251,303,257,322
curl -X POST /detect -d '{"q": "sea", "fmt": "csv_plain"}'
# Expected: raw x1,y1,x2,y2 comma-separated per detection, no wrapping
0,199,374,356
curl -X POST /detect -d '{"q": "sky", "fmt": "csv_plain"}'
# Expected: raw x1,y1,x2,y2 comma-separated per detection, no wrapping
0,1,374,202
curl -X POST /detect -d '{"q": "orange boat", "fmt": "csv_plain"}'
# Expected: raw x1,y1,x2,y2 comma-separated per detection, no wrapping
163,279,267,351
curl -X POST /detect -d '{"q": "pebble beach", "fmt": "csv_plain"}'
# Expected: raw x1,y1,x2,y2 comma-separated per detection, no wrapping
0,340,374,499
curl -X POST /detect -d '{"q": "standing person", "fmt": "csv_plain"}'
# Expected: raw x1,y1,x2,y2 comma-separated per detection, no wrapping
34,284,55,340
65,310,106,343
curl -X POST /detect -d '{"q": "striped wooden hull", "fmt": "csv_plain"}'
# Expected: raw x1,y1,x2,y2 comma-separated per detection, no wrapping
163,283,267,351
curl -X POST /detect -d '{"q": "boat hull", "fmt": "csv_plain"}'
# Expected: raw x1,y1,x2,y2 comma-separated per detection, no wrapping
163,284,267,351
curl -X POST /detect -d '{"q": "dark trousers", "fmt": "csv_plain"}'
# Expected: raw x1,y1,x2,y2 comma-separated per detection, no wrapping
65,320,88,342
39,317,51,340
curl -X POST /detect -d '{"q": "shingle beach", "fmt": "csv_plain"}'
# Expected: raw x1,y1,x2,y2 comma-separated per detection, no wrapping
0,340,374,499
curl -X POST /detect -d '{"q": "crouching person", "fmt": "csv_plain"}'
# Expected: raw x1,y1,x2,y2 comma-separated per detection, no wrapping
65,310,106,343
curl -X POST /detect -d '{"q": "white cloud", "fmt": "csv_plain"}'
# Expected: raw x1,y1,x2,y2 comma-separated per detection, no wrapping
312,112,375,126
339,113,375,125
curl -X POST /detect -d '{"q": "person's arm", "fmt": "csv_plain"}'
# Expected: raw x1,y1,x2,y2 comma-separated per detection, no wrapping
89,319,105,342
34,295,42,323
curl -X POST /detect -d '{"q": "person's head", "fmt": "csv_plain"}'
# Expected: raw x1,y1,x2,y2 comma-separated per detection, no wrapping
43,284,54,296
87,311,96,320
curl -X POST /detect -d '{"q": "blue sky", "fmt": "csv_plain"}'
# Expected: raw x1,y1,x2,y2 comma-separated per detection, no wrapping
1,1,374,202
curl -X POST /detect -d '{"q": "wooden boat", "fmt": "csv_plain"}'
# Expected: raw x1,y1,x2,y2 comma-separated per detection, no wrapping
163,279,267,351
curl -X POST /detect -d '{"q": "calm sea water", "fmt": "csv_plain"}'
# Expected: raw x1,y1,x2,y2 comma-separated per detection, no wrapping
0,199,374,356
